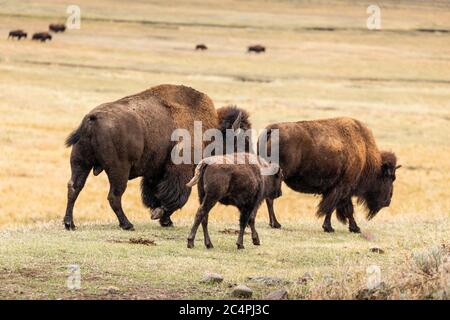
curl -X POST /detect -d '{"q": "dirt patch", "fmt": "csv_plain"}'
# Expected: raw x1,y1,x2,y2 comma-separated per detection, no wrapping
219,228,249,235
108,237,156,246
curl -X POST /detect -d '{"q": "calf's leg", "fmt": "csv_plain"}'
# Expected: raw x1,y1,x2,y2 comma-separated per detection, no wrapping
187,196,216,248
201,213,213,249
266,198,281,229
248,211,260,245
237,209,252,249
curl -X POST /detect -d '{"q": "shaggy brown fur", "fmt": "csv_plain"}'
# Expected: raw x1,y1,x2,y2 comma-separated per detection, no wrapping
8,30,27,40
64,85,250,231
49,24,66,33
186,153,283,249
260,117,400,233
32,32,52,42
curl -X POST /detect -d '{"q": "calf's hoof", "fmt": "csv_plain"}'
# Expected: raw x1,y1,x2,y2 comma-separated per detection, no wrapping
120,223,135,231
270,221,282,229
159,217,174,227
349,226,361,233
64,220,76,231
252,238,260,246
187,240,194,249
322,225,335,233
236,243,245,250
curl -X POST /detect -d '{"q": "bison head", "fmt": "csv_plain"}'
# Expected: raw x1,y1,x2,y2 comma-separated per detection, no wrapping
216,105,252,153
360,151,401,219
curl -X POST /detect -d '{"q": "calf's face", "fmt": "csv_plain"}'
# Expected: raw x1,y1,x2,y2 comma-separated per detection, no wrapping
264,166,283,199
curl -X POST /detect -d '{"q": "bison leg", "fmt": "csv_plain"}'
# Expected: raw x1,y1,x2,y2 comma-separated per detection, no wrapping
318,189,342,233
248,210,260,246
337,198,360,233
266,198,281,229
187,196,217,248
237,208,253,250
106,166,134,231
201,213,213,249
64,163,91,230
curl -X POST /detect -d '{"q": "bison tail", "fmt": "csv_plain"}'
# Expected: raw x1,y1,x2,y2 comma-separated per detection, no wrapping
65,126,82,147
186,162,207,187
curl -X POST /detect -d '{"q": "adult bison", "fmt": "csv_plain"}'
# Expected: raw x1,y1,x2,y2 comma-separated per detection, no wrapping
260,117,400,233
195,44,208,51
64,84,250,230
248,45,265,53
32,32,52,42
49,24,66,33
8,30,27,40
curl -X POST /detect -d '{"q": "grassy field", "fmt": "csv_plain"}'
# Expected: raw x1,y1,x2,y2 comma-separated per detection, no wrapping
0,0,449,299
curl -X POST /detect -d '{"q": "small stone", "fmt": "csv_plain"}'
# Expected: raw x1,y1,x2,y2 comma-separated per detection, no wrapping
370,247,385,254
298,272,313,284
266,288,288,300
232,284,253,298
201,273,224,284
106,286,120,294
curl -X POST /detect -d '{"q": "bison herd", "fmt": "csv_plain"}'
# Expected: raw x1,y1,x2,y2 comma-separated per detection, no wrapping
7,23,66,42
196,43,266,53
64,84,400,249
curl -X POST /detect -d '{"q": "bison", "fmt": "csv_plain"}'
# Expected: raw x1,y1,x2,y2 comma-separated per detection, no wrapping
248,45,265,53
64,85,250,231
195,44,208,51
8,30,27,40
49,24,66,33
186,153,283,249
32,32,52,42
260,117,400,233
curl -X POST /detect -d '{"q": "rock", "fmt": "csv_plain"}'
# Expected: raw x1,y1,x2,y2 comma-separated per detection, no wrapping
297,272,313,284
106,286,120,294
370,247,385,254
232,284,253,298
266,288,288,300
201,272,224,284
247,276,288,286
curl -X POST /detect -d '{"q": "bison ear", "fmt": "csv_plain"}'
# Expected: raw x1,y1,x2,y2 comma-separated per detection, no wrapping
231,112,242,131
381,163,392,178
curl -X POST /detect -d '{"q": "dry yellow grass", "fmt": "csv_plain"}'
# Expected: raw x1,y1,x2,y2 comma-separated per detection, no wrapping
0,0,449,299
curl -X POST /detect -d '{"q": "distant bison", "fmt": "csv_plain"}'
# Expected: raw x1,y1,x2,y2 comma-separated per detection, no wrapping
49,24,66,33
261,117,400,233
64,85,250,231
186,153,283,249
195,44,208,51
248,45,265,53
8,30,27,40
32,32,52,42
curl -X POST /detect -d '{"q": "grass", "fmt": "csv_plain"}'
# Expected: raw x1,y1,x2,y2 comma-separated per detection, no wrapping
0,0,449,299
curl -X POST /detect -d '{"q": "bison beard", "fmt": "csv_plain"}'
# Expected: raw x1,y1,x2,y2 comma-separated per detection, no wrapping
63,84,251,230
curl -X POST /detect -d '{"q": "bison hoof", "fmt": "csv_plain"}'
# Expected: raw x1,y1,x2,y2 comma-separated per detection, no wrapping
205,242,214,249
120,223,135,231
252,238,260,246
159,217,174,227
236,243,245,250
322,225,335,233
349,226,361,233
151,208,164,220
187,240,194,249
64,221,76,231
270,222,282,229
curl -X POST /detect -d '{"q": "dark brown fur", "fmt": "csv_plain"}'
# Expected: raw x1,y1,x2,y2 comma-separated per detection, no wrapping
64,85,250,231
186,153,283,249
195,44,207,50
260,117,400,233
8,30,27,40
49,24,66,33
248,45,266,53
32,32,52,42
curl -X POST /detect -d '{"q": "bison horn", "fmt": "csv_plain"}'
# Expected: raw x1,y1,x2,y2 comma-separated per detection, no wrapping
395,165,402,169
232,111,242,131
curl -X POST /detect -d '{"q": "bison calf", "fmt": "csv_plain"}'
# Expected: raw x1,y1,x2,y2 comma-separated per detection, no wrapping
195,44,208,51
32,32,52,42
248,45,266,53
49,24,66,33
186,153,283,249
